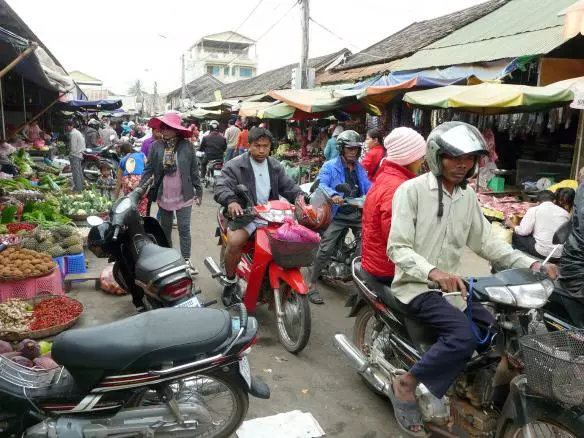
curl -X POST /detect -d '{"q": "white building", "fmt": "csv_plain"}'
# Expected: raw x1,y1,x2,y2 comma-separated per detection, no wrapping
184,31,257,84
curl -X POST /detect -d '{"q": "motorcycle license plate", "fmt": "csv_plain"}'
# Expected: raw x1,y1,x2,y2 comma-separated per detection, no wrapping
174,296,201,308
213,169,222,176
239,356,251,388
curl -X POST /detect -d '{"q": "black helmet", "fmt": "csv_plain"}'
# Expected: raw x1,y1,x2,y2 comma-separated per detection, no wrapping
87,222,113,258
209,120,219,131
426,121,488,180
336,130,362,152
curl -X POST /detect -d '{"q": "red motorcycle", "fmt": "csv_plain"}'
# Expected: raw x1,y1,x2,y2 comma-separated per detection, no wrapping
205,185,326,353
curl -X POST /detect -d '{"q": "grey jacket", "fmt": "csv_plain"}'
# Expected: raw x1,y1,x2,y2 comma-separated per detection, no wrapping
140,138,202,202
214,153,303,207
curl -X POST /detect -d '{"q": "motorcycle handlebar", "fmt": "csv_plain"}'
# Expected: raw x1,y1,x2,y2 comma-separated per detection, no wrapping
238,302,248,331
112,225,120,242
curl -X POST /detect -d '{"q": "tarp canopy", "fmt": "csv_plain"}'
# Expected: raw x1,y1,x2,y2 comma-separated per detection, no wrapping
403,82,574,114
195,99,239,110
56,99,123,111
182,108,223,120
268,88,379,115
239,101,277,117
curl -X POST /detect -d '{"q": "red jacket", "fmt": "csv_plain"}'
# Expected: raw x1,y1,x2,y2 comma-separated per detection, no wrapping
361,144,385,182
361,161,417,278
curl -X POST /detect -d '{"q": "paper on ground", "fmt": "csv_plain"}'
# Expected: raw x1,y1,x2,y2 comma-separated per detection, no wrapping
236,410,325,438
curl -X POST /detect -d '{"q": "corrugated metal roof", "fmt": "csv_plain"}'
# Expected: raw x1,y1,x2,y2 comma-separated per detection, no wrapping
391,0,575,71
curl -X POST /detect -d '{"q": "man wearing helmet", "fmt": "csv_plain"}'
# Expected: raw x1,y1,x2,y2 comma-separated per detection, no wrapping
386,122,557,435
199,120,226,178
214,127,305,306
308,130,372,304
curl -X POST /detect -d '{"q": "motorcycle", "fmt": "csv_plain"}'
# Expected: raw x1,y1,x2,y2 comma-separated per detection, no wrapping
196,151,223,189
301,180,365,284
334,258,584,437
206,184,316,353
0,303,270,437
82,141,120,181
87,179,201,310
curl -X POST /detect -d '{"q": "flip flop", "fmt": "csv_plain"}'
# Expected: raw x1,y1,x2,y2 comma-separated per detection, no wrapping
387,379,426,437
308,290,324,304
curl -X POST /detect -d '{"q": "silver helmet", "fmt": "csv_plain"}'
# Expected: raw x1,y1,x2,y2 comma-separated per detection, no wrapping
426,121,488,180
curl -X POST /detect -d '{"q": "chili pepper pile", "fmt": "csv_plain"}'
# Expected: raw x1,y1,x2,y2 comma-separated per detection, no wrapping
6,222,37,234
29,297,83,331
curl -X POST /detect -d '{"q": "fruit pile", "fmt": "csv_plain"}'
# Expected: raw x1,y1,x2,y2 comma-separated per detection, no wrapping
0,338,59,369
0,296,83,333
0,247,55,279
21,225,83,257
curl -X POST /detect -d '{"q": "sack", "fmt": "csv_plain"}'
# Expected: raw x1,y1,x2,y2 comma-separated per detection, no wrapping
276,218,321,243
100,264,125,295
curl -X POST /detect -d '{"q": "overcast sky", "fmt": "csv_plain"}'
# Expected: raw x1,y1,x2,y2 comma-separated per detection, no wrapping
7,0,485,95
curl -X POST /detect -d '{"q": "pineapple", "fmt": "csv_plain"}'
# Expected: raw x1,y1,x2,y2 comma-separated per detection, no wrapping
37,240,54,254
47,245,65,257
65,244,83,255
62,235,82,248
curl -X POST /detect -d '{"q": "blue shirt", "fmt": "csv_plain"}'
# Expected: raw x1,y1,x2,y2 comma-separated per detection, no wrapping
324,138,339,161
119,152,146,176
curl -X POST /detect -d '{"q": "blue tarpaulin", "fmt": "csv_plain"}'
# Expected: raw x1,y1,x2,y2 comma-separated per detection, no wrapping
57,99,123,111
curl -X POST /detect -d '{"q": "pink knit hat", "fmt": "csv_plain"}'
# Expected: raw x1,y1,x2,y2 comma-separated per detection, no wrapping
384,127,426,166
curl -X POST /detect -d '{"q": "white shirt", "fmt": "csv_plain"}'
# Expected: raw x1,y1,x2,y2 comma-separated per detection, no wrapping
69,128,86,158
250,157,271,205
515,201,570,257
388,173,534,304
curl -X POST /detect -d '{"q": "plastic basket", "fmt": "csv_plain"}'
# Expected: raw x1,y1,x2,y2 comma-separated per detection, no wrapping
488,176,505,193
0,268,64,302
53,256,65,279
268,234,319,269
65,253,86,275
0,354,63,388
520,329,584,406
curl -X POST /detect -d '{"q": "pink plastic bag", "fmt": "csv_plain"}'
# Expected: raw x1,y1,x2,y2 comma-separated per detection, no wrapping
275,218,321,243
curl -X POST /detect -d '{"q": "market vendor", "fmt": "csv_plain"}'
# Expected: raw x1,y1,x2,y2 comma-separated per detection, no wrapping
360,128,385,182
22,120,43,143
506,189,574,261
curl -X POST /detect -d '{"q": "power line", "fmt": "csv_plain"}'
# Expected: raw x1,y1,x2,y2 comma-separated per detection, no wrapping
309,17,360,51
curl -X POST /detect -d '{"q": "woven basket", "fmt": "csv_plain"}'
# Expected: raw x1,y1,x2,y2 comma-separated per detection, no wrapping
0,265,56,283
0,294,83,341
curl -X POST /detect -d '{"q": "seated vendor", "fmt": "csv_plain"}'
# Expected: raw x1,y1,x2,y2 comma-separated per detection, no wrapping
506,189,575,261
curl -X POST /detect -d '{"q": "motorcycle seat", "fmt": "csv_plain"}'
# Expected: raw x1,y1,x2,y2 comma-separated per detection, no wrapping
135,243,185,283
52,308,232,371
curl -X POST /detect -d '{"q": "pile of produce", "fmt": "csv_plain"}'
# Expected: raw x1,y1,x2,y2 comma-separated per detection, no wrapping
21,200,72,228
12,149,35,176
0,247,55,279
60,190,112,217
0,295,82,333
477,194,533,220
35,174,69,191
0,338,59,370
21,225,83,257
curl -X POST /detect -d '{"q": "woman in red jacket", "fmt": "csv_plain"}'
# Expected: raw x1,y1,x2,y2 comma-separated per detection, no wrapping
361,127,427,283
360,128,385,181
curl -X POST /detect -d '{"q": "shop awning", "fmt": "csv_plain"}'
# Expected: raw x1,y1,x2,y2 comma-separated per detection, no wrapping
183,108,224,120
402,82,574,114
268,88,378,115
56,99,123,111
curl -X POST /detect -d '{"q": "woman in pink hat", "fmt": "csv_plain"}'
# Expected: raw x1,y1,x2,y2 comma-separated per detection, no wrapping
139,112,202,287
361,127,427,285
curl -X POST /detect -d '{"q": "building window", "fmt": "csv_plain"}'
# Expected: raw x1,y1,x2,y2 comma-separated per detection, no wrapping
207,65,221,76
239,67,253,78
224,67,230,76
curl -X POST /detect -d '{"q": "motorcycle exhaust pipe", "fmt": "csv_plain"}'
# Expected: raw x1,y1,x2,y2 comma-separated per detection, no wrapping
334,334,387,393
204,257,223,278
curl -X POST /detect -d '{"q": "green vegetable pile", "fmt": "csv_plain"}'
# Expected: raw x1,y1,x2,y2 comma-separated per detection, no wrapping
12,150,35,176
21,201,72,228
60,190,112,217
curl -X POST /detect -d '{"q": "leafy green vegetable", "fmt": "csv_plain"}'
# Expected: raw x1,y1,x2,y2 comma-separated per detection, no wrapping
1,205,17,224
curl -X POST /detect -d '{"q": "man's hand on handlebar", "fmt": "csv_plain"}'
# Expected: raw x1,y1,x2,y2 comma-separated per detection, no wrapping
531,261,558,279
428,268,468,299
228,202,244,217
331,195,344,205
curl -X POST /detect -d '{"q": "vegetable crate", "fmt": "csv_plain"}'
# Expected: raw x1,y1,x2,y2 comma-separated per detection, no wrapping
0,269,64,302
64,253,86,275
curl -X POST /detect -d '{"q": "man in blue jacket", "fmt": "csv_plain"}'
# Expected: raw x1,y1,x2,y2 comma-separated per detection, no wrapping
309,130,372,304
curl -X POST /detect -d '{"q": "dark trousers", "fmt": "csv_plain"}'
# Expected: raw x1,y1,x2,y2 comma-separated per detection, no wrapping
512,233,560,262
309,210,362,283
400,292,494,398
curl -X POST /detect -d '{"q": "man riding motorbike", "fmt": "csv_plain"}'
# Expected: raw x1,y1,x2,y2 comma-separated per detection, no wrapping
308,130,372,304
386,121,558,435
213,127,305,306
199,120,227,178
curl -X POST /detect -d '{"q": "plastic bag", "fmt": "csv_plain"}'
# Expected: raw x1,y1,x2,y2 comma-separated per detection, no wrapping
275,218,321,243
100,264,126,295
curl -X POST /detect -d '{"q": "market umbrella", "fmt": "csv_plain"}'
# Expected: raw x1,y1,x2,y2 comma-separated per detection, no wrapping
56,99,123,112
239,101,278,117
402,82,574,114
269,88,367,113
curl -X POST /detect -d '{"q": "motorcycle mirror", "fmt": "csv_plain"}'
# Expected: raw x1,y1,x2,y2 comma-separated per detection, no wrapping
87,215,104,227
309,179,320,194
553,220,571,245
335,183,351,196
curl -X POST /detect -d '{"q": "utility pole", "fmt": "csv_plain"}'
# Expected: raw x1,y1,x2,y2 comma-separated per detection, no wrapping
153,81,158,115
299,0,310,89
181,54,186,103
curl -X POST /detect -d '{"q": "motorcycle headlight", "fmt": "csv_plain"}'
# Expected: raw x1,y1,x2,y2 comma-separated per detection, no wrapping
258,209,294,223
485,286,516,306
508,283,550,309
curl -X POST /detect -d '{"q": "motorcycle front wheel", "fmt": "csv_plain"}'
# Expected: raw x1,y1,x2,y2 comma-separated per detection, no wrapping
502,419,578,438
131,371,249,437
275,283,311,353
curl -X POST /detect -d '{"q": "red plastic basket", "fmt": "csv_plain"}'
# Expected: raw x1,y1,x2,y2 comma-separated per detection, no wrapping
0,269,64,302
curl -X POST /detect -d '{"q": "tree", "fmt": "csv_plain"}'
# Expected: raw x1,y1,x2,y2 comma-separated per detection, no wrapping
127,80,144,100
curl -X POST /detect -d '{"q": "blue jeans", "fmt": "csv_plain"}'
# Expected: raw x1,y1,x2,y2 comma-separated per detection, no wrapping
225,147,236,162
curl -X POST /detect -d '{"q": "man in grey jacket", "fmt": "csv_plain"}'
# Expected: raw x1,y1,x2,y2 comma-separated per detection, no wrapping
214,127,304,305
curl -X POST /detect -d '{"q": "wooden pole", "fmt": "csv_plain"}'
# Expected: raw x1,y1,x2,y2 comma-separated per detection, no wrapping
0,43,37,80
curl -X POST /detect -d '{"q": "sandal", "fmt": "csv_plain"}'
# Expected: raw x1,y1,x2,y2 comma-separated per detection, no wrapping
308,289,324,304
387,378,426,437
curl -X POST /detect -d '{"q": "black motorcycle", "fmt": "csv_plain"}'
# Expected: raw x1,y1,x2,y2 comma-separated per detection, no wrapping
82,143,120,181
87,179,201,310
0,304,270,437
335,258,584,437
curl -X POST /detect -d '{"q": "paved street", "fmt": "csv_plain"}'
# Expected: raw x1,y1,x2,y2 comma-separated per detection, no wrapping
70,192,491,438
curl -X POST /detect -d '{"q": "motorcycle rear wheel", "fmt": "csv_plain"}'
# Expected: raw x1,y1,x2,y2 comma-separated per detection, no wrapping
131,371,249,437
502,419,578,438
82,161,99,181
353,306,386,396
275,283,311,354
